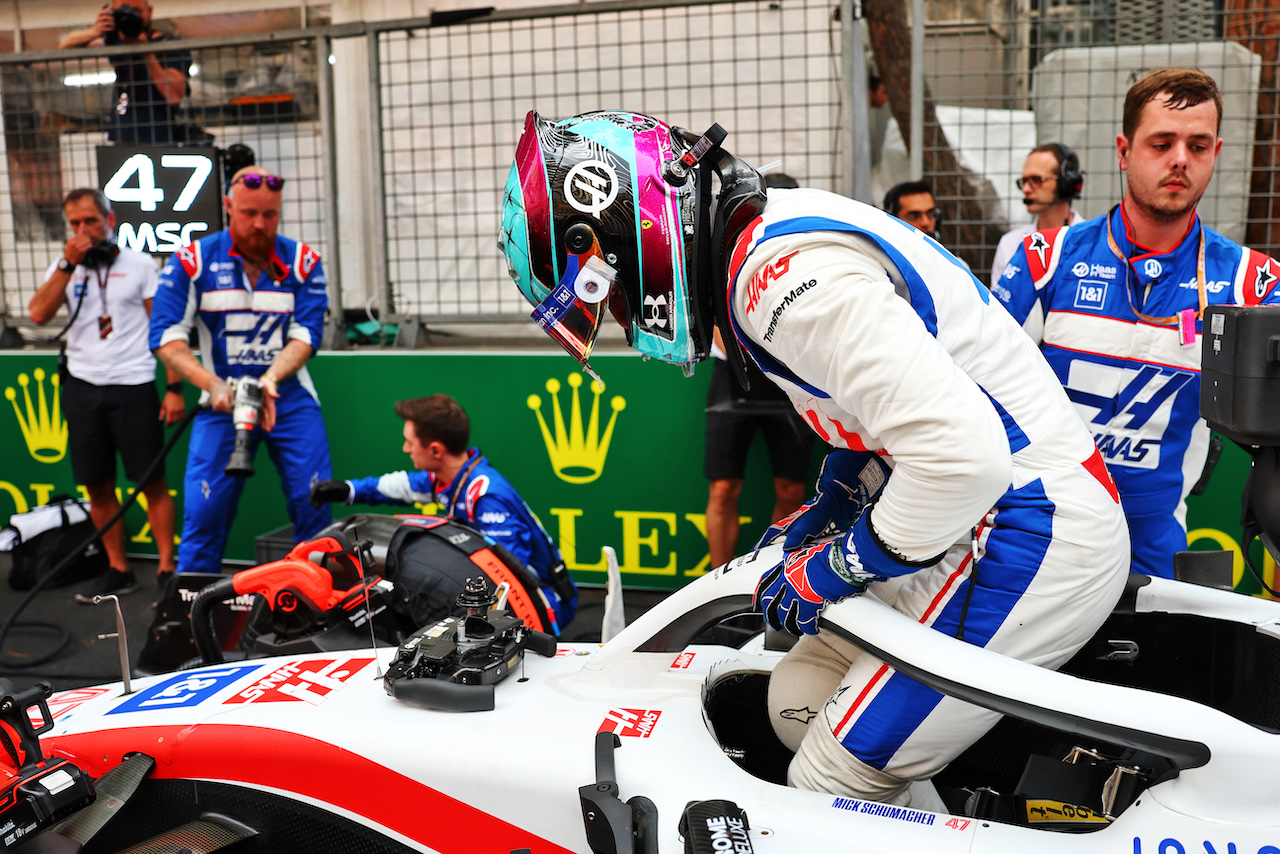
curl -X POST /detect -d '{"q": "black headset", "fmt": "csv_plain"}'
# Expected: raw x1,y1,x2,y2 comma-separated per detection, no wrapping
1048,142,1083,202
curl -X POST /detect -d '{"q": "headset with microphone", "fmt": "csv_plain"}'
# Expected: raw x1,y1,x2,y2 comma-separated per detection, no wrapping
1021,142,1083,207
1048,142,1083,202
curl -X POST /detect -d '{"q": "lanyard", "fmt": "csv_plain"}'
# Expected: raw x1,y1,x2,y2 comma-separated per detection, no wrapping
1105,205,1206,327
437,453,483,517
93,266,110,315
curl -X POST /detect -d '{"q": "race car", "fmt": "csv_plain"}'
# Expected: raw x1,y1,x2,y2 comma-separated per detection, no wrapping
4,303,1278,853
2,540,1279,854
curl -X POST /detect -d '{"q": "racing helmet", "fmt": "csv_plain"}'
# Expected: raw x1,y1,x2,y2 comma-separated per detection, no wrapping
499,110,765,378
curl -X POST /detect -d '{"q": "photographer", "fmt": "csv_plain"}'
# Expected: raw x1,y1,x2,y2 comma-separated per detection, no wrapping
58,0,190,145
29,188,183,600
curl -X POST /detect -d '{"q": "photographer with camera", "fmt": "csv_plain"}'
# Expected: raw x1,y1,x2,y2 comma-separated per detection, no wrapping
58,0,190,146
29,188,183,600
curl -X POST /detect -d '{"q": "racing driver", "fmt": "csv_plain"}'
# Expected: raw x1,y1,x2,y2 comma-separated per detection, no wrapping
497,111,1130,807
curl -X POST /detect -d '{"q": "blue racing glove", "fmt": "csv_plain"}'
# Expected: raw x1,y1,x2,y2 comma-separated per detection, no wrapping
755,449,891,551
754,505,929,636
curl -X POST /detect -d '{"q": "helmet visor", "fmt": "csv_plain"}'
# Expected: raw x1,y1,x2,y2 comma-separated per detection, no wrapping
530,249,617,369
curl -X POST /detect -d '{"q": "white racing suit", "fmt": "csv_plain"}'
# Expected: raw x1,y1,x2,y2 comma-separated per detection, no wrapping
728,189,1130,804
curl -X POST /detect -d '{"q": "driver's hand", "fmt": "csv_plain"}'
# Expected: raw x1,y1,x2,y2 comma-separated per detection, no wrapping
755,449,890,551
754,538,870,636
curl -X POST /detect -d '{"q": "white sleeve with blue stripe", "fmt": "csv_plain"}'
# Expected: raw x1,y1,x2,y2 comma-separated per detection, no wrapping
732,227,1012,563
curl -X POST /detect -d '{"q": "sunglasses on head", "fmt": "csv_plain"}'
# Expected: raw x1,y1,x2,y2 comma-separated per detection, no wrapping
232,174,285,191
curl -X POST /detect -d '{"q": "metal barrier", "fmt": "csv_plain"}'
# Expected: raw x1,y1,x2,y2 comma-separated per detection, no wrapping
0,29,338,338
0,3,1277,336
366,0,850,322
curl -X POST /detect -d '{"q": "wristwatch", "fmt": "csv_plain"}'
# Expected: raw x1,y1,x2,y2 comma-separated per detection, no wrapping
56,258,75,274
166,381,183,394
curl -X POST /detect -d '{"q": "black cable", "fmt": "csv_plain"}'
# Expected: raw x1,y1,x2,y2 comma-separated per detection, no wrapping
0,403,201,671
1241,538,1280,599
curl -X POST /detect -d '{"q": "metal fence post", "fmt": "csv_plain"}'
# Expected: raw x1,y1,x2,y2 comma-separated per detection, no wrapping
910,0,924,180
364,28,395,343
316,32,346,350
844,0,872,203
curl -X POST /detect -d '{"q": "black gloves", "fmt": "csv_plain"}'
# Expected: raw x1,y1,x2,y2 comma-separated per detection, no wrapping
310,479,351,508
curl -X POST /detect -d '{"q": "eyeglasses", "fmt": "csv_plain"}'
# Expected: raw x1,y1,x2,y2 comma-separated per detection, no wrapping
1015,175,1057,190
231,174,286,192
902,208,942,224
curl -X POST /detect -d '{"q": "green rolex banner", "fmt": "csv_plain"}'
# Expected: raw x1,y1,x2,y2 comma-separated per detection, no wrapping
0,350,1273,594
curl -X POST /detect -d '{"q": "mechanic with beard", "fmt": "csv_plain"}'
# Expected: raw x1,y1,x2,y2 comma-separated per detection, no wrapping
58,0,190,146
150,166,333,574
498,110,1129,807
309,394,577,630
993,67,1280,579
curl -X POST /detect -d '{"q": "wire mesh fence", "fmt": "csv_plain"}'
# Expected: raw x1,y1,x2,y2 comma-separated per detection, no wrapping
0,34,332,332
371,0,848,320
0,2,1278,333
909,0,1270,281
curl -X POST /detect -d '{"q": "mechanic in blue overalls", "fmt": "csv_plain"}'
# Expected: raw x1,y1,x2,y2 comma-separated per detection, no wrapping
309,393,577,629
497,110,1129,807
150,166,333,574
994,67,1280,578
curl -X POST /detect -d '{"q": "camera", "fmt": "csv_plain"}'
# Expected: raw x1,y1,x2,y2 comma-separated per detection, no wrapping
83,240,119,267
106,4,146,43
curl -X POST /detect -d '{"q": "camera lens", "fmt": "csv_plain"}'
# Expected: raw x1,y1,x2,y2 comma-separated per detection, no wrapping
112,6,145,39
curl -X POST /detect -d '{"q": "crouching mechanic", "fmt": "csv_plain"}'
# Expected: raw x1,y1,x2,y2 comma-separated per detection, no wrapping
309,393,577,630
150,166,333,573
498,110,1129,806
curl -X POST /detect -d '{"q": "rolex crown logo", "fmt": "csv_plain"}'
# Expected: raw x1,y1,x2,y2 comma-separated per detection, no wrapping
6,368,68,463
528,373,625,484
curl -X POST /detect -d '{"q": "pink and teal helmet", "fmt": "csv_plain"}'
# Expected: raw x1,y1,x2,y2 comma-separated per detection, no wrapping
499,110,717,375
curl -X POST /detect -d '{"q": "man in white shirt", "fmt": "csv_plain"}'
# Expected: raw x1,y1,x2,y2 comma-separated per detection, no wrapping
990,143,1085,283
29,189,183,600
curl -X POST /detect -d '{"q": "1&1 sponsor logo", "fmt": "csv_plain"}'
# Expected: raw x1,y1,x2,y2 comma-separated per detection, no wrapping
108,665,262,714
1074,279,1108,311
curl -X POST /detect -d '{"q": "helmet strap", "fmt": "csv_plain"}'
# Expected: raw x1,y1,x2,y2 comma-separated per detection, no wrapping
704,148,768,391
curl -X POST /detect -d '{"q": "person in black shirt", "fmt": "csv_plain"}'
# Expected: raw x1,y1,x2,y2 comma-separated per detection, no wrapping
59,0,190,145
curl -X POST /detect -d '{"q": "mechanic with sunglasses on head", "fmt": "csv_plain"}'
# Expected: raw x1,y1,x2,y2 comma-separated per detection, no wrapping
993,67,1280,580
149,166,333,576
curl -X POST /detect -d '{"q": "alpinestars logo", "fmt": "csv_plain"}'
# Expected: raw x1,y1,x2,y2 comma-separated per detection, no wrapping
224,656,373,705
598,707,662,737
1027,232,1050,269
1256,259,1277,300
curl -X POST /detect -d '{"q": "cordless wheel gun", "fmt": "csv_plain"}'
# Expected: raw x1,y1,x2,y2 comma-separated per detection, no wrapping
225,376,265,478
